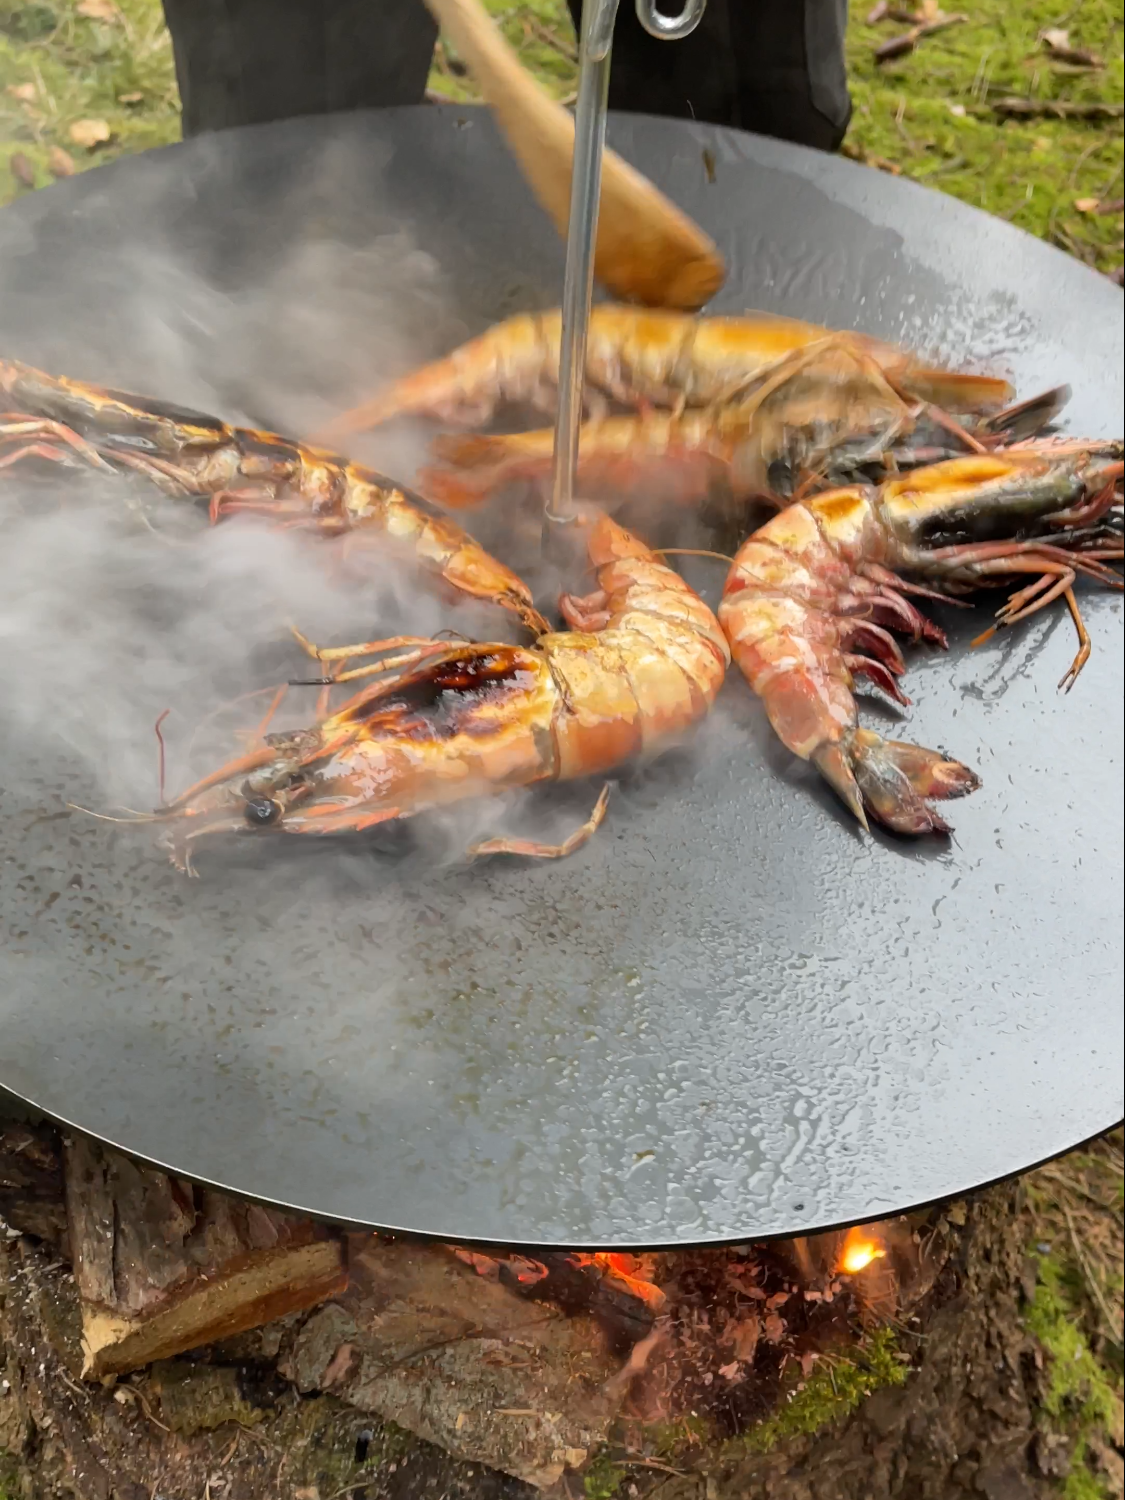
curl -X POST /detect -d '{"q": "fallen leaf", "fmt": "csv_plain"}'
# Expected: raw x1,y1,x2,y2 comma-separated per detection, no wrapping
68,118,112,149
799,1350,819,1377
728,1315,760,1361
840,141,904,175
117,91,145,106
452,1247,500,1279
764,1311,786,1343
47,145,75,177
1075,197,1100,213
718,1361,742,1381
77,0,120,17
9,152,36,189
320,1342,355,1387
6,82,38,103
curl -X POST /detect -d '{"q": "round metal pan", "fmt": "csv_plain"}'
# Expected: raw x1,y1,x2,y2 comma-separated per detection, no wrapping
0,106,1121,1248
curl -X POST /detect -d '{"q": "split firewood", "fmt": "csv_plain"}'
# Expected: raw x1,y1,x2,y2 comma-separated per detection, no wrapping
63,1135,347,1378
278,1235,625,1490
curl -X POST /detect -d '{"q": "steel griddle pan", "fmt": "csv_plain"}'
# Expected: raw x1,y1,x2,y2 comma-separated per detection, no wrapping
0,106,1121,1248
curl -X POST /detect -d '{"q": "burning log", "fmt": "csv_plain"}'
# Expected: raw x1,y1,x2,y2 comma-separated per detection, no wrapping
453,1246,665,1353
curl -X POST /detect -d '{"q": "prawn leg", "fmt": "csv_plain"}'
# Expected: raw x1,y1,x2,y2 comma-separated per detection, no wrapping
291,627,444,662
0,414,116,472
467,785,611,861
932,539,1122,688
1058,589,1092,693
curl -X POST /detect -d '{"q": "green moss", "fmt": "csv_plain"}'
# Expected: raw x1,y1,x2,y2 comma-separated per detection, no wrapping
650,1412,713,1459
1025,1253,1121,1500
583,1450,627,1499
0,1448,22,1500
737,1328,908,1455
260,1397,414,1489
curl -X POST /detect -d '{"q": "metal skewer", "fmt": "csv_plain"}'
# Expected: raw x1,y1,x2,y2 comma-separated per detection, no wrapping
544,0,707,533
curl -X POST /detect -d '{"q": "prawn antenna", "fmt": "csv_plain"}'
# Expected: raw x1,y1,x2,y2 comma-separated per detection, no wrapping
154,708,171,805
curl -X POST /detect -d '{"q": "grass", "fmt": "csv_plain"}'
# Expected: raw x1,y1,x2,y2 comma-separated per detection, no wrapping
845,0,1124,275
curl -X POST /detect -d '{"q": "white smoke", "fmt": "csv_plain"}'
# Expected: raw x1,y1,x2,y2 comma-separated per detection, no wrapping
0,174,734,873
0,226,530,833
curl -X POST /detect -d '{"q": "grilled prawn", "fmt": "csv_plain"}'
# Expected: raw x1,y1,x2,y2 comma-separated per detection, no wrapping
147,511,730,874
0,355,547,635
416,343,1065,514
314,305,1014,444
719,450,1123,835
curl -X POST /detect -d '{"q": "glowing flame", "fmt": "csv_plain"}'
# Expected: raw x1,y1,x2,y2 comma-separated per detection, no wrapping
579,1252,667,1310
838,1226,887,1276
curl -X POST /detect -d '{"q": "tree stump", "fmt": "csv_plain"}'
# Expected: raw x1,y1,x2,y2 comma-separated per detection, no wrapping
1,1107,1121,1500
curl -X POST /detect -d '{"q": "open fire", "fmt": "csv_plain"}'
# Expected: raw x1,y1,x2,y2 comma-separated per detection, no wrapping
838,1224,888,1276
0,1122,964,1494
443,1213,930,1448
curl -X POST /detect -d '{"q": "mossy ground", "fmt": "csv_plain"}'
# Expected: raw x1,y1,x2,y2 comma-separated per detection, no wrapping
735,1327,908,1456
0,3,1122,1495
1022,1131,1125,1499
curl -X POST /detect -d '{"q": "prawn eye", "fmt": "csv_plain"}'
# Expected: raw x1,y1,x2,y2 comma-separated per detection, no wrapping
244,797,282,827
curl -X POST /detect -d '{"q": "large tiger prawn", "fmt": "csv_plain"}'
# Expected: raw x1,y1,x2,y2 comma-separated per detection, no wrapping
144,510,730,873
719,450,1123,834
0,355,547,636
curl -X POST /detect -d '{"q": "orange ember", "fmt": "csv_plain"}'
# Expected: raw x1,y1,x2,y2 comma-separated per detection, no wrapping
838,1225,887,1276
578,1252,667,1310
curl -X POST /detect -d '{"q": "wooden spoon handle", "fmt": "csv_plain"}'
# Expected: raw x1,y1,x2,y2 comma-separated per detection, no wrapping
423,0,726,310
